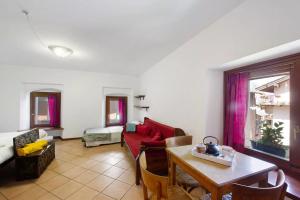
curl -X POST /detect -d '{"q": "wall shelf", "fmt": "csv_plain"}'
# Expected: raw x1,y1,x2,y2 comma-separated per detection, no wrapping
135,95,146,100
134,105,149,111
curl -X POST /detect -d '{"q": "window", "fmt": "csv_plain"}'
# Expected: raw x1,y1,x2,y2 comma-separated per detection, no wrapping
30,92,61,128
224,53,300,176
246,74,290,159
105,96,127,127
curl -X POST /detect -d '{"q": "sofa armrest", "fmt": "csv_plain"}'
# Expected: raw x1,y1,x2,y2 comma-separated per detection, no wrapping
175,128,185,136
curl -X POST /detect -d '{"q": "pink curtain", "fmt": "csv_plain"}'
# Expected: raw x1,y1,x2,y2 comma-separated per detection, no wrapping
224,73,249,152
118,98,127,125
48,95,59,127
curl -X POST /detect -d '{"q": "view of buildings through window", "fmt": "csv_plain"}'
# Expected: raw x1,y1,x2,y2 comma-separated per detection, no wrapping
34,96,50,125
105,96,127,126
109,99,121,124
245,74,290,159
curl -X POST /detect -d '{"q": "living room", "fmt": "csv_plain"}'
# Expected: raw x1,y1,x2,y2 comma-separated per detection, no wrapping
0,0,300,200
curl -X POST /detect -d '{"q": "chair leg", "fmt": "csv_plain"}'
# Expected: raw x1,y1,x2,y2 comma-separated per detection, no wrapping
136,157,141,185
142,182,148,200
156,182,162,200
121,133,124,147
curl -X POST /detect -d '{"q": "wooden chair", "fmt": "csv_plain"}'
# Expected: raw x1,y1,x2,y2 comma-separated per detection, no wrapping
165,136,204,193
232,170,287,200
165,136,193,147
140,152,192,200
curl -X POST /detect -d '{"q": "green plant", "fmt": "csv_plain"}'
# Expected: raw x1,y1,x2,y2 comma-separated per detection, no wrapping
259,121,284,147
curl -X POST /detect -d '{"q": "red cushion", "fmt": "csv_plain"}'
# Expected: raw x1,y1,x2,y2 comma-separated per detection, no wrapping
123,133,152,158
141,140,166,147
141,140,168,176
151,131,162,141
136,124,151,136
144,118,175,139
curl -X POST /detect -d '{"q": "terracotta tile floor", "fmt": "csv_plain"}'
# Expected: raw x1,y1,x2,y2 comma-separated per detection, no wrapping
0,139,144,200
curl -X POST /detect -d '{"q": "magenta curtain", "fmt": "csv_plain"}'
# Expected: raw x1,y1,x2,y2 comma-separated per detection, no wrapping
118,98,127,125
48,95,59,127
224,73,249,152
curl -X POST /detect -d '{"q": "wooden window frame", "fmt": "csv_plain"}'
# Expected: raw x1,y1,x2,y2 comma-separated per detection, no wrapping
30,92,61,129
105,96,128,127
224,53,300,179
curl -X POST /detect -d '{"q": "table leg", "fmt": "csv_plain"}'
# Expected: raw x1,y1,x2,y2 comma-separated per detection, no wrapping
170,156,176,185
211,190,223,200
258,173,269,188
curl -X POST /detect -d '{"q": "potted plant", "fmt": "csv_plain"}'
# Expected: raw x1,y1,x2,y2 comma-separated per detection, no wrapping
251,121,286,157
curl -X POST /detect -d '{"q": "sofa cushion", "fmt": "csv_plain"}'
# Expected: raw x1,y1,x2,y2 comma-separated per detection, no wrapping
136,124,151,136
141,140,168,176
17,140,48,156
144,118,175,139
123,133,152,158
126,123,136,132
151,131,162,141
140,140,166,147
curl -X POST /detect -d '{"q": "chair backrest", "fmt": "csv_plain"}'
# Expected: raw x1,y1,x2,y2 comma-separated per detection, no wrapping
140,152,169,200
232,170,287,200
143,117,176,139
165,136,193,148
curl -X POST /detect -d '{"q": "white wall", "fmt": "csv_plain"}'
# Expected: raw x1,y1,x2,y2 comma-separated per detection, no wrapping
0,66,138,138
138,0,300,144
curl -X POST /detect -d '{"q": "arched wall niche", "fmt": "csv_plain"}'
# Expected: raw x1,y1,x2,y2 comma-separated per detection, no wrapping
101,87,133,127
20,83,64,130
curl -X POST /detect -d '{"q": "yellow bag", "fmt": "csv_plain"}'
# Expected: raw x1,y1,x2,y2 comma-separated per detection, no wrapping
17,140,48,156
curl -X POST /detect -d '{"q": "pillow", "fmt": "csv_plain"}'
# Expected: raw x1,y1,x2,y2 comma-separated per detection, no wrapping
17,140,48,156
39,129,48,138
37,136,53,143
151,131,162,141
141,140,168,176
126,123,136,132
136,124,151,136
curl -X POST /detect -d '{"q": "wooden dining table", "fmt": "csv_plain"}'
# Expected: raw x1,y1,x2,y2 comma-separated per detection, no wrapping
167,145,277,200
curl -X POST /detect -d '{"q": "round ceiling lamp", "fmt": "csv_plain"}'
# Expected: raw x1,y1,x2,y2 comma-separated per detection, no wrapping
48,45,73,58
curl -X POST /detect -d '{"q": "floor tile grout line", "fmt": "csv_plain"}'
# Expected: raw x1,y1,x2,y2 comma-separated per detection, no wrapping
0,191,9,200
0,142,140,200
48,180,85,200
98,179,131,200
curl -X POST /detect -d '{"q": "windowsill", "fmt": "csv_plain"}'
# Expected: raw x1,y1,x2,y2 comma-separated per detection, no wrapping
245,146,289,161
37,127,64,131
245,147,300,199
244,147,290,171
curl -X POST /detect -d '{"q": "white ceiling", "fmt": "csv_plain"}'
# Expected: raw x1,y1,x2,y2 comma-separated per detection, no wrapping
0,0,243,76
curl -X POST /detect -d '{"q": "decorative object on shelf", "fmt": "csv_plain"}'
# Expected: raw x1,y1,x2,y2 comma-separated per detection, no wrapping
134,95,146,100
251,121,287,157
134,106,150,111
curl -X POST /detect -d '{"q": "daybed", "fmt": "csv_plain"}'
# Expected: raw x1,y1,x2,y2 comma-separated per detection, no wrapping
82,126,123,147
121,117,185,185
0,131,27,167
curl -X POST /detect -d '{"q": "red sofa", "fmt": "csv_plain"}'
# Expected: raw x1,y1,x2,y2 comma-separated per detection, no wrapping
121,117,185,185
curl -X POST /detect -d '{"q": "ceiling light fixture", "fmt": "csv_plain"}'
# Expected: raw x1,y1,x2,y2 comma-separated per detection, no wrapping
18,6,74,58
48,45,73,58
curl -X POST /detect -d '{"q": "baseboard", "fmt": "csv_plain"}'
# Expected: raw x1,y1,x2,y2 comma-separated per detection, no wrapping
54,136,81,140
